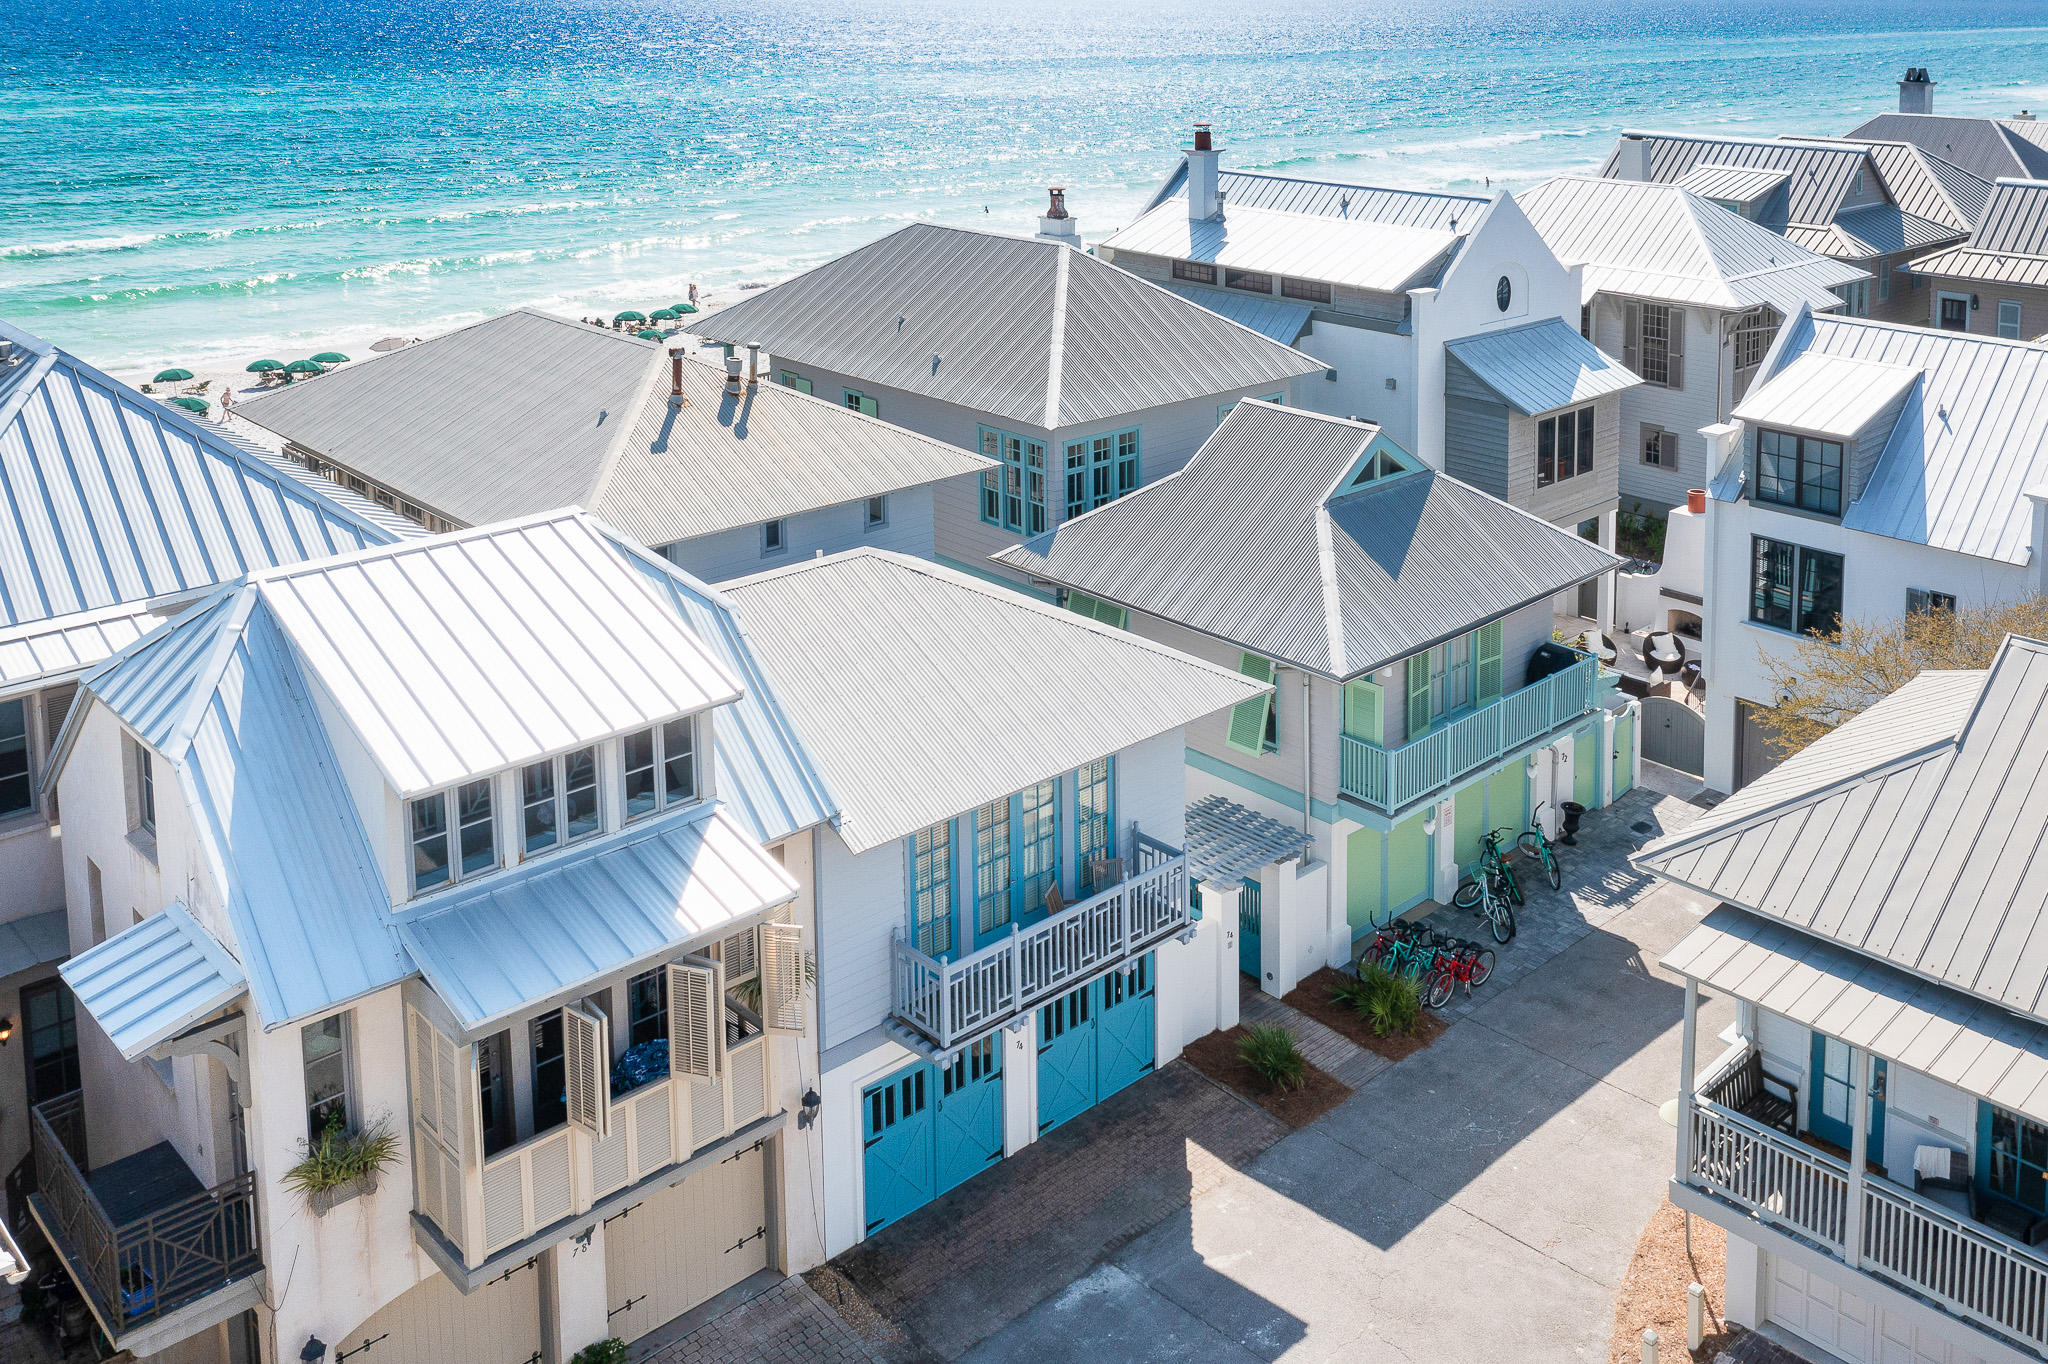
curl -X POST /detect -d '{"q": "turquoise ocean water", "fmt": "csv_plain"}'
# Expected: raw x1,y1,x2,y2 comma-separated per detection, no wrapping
6,0,2048,372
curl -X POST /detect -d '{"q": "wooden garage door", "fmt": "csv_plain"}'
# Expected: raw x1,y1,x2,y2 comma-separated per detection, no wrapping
603,1143,771,1344
333,1263,542,1364
1736,700,1788,792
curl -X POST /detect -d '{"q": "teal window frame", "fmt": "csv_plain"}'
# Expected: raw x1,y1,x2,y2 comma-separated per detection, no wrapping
1979,1099,2048,1218
978,425,1047,534
973,798,1014,938
780,371,813,394
843,388,879,418
909,819,956,958
1218,393,1283,425
1075,757,1114,893
966,781,1063,945
1063,428,1140,518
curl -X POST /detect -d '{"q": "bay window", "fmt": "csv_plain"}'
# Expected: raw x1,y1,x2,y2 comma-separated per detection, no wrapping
979,426,1047,535
1536,405,1595,487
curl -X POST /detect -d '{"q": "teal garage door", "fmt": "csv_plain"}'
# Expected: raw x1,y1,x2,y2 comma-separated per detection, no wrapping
862,1036,1004,1234
1037,955,1156,1134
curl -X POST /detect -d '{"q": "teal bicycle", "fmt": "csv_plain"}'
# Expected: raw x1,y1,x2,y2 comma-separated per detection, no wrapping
1452,828,1524,910
1517,802,1565,892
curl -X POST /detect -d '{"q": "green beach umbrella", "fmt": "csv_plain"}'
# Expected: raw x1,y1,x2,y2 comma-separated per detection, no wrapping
676,302,699,314
154,367,193,383
634,328,663,340
170,396,209,413
648,308,679,321
311,351,349,364
613,309,647,323
284,359,325,375
246,359,284,373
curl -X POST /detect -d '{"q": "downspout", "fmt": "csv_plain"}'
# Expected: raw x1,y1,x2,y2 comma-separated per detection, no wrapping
1298,670,1313,853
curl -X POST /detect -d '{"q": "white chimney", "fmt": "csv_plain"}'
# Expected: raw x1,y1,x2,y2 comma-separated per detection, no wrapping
2017,109,2037,123
1899,67,1936,115
1186,122,1222,222
1038,187,1081,245
2029,486,2048,594
746,342,760,388
1615,134,1651,181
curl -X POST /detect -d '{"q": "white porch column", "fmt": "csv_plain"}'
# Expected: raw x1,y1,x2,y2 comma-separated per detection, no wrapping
540,1223,609,1364
1431,798,1458,901
1003,1017,1039,1157
1208,884,1244,1031
1597,508,1619,634
1676,977,1698,1181
1844,1047,1869,1268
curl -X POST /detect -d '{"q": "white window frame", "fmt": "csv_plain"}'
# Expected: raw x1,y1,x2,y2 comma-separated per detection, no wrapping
761,518,787,557
1638,304,1674,387
126,736,156,842
407,776,498,896
2000,299,2024,340
864,495,888,530
302,1011,354,1139
0,696,31,822
521,746,603,859
621,717,699,823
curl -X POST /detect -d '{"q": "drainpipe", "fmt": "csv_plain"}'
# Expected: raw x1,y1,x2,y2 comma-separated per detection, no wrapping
1299,671,1314,856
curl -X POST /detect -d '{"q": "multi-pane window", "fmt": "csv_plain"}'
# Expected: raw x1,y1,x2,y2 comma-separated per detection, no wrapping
1537,406,1596,487
1280,276,1332,303
1429,634,1472,720
531,1012,566,1135
972,784,1059,939
302,1013,351,1138
2001,300,2024,340
1907,587,1957,616
21,980,78,1108
1224,268,1273,294
409,778,495,894
1076,758,1114,893
973,799,1013,937
1579,303,1592,340
1750,537,1843,636
1015,780,1059,917
911,820,954,957
843,389,879,418
523,747,599,855
979,427,1047,534
132,740,155,836
1641,426,1671,468
1987,1103,2048,1216
0,699,28,818
626,968,667,1047
1171,260,1216,284
1635,303,1680,388
1063,429,1140,519
623,719,696,821
1833,280,1870,317
1756,428,1843,515
1733,308,1775,371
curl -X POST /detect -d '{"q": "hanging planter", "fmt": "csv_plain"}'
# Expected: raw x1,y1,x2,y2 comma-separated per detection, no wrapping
283,1119,398,1215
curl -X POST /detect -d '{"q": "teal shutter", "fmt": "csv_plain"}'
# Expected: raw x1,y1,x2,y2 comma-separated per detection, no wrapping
858,394,879,418
1342,678,1382,746
1405,652,1432,738
780,372,812,394
1226,653,1276,754
1475,622,1504,705
1064,593,1129,631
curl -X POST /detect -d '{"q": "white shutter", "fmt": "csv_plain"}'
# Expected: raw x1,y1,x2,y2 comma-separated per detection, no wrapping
717,928,758,983
1667,307,1686,390
760,922,807,1036
667,959,723,1083
563,1005,610,1139
408,1008,442,1139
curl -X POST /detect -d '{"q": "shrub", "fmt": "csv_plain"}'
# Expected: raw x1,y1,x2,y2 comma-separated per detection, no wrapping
1347,963,1423,1039
1328,970,1373,1013
571,1340,628,1364
281,1118,399,1198
1238,1023,1307,1093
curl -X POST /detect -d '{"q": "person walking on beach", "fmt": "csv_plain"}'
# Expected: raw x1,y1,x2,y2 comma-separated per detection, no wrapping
218,385,233,421
688,283,700,307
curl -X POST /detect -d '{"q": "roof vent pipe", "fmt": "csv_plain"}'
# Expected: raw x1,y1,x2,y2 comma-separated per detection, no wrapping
670,348,683,396
746,342,760,388
1186,122,1223,222
724,354,743,396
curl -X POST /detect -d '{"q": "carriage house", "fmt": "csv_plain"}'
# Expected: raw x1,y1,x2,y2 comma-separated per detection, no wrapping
22,512,821,1364
997,402,1638,1001
1643,636,2048,1364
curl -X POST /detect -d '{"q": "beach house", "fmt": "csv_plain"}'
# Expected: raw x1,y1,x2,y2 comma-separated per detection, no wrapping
1693,308,2048,792
1518,175,1871,521
21,511,824,1364
995,403,1629,995
1848,68,2048,186
1641,636,2048,1364
1901,178,2048,338
0,318,406,1222
694,220,1329,588
237,308,992,582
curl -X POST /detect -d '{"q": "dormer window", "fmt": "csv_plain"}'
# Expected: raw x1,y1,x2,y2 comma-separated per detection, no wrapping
522,746,600,856
623,719,698,821
410,777,496,893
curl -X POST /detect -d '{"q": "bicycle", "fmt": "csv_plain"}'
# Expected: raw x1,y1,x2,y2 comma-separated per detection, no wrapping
1517,802,1564,892
1452,827,1524,911
1429,933,1496,998
1466,863,1516,944
1360,921,1454,1005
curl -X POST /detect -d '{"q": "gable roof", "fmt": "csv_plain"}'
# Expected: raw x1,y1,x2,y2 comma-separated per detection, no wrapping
697,223,1326,430
994,403,1617,678
1729,350,1921,437
1907,178,2048,288
1638,638,2048,1023
1142,161,1486,233
238,309,992,545
1846,113,2048,186
1674,163,1791,205
1442,318,1640,416
1101,199,1462,294
720,549,1268,854
0,318,407,688
1726,309,2048,564
1516,176,1868,313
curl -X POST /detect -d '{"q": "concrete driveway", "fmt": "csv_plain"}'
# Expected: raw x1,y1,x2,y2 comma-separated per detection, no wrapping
961,878,1734,1364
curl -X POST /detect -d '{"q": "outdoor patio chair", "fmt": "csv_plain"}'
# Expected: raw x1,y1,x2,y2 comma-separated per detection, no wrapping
1089,857,1124,890
1914,1145,1977,1220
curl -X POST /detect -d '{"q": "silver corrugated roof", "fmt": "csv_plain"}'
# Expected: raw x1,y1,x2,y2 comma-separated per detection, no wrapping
1518,176,1867,313
1664,906,2048,1126
1443,318,1640,416
1846,114,2048,186
1967,178,2048,255
1162,284,1313,346
399,806,797,1031
1857,139,1992,229
1143,161,1487,232
995,403,1618,679
1101,200,1459,293
1730,350,1920,436
1907,244,2048,288
722,549,1267,854
1602,133,1869,229
1675,164,1790,203
1742,309,2048,564
61,903,246,1060
240,311,991,545
1184,795,1312,887
0,602,159,696
1639,638,2048,1023
699,223,1325,430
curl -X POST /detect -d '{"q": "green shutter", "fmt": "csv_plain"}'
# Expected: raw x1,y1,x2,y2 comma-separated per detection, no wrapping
780,372,812,395
1475,621,1504,704
1405,652,1432,738
1226,653,1276,754
1064,592,1129,631
858,394,879,418
1066,591,1100,620
1342,678,1382,746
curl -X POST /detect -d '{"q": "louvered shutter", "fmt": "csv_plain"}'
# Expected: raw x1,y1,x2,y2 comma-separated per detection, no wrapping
1225,653,1275,754
41,684,76,747
1341,678,1382,746
563,1005,610,1139
1622,301,1640,375
1406,651,1433,738
1666,308,1685,390
668,959,723,1082
1475,622,1504,705
408,1007,442,1139
760,922,807,1034
718,927,758,983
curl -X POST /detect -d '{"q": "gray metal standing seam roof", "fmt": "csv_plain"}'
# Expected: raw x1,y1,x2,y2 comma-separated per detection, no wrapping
698,223,1326,430
1142,160,1488,232
1161,285,1313,346
994,403,1618,679
1442,319,1640,416
238,309,993,544
1846,113,2048,186
1908,178,2048,288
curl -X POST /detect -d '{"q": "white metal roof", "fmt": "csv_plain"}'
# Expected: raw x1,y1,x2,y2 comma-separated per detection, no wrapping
0,908,69,979
1101,200,1460,294
1730,351,1921,436
1442,319,1641,416
0,602,160,697
1664,906,2048,1126
1162,284,1313,346
721,549,1268,854
1517,176,1868,313
1675,164,1790,204
60,904,246,1061
1907,179,2048,287
1184,795,1313,887
399,806,797,1032
1141,161,1487,233
1638,637,2048,1023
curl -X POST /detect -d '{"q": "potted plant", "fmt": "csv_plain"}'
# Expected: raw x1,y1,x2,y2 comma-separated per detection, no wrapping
570,1338,627,1364
282,1117,399,1215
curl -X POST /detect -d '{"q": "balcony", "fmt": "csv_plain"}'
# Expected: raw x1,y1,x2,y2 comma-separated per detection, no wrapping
27,1094,262,1354
1339,655,1601,814
890,832,1189,1052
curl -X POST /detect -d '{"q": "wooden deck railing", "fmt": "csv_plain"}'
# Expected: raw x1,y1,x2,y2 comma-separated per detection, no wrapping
31,1094,261,1336
1339,656,1599,813
890,831,1188,1051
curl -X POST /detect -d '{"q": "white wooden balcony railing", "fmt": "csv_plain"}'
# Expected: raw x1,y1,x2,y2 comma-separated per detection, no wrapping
1339,656,1600,813
1685,1099,2048,1356
890,832,1188,1051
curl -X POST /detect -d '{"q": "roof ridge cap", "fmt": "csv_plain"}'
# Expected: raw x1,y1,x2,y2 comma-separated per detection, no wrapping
1043,244,1070,427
